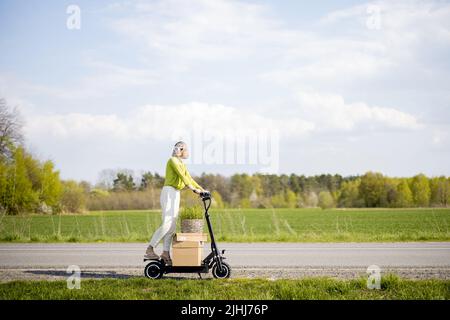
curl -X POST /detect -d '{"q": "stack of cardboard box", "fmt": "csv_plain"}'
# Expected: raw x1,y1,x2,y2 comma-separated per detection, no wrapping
172,233,208,266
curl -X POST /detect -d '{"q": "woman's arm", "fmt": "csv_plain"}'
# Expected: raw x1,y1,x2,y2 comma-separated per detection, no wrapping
186,170,203,191
169,157,202,191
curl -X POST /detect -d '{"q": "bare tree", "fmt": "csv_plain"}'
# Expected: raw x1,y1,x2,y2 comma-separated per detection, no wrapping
96,168,136,190
0,98,23,159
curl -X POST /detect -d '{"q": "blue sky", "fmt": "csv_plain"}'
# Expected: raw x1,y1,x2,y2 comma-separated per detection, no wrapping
1,0,449,183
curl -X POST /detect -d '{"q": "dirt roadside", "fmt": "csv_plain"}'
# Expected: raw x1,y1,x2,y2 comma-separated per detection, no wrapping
1,266,449,282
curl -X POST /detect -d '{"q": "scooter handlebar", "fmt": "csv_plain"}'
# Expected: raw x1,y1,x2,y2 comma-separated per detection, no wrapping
200,191,211,200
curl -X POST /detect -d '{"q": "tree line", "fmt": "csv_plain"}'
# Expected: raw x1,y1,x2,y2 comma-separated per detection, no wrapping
0,99,81,214
1,98,449,214
85,170,449,211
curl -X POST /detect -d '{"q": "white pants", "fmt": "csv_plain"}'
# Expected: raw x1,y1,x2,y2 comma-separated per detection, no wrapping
149,186,181,251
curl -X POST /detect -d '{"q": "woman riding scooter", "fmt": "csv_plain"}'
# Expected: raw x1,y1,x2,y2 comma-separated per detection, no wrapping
144,141,205,266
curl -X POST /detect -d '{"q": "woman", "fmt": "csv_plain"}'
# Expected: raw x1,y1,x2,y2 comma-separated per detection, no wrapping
144,141,205,265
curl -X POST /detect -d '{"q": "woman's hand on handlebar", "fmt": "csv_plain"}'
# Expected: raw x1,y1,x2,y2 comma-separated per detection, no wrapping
188,185,209,196
188,185,202,194
188,185,197,193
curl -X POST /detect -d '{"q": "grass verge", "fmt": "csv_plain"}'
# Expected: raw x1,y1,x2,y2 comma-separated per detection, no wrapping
0,275,449,300
0,208,449,243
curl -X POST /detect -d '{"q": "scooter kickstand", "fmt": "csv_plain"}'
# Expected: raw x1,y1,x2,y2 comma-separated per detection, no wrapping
198,272,202,279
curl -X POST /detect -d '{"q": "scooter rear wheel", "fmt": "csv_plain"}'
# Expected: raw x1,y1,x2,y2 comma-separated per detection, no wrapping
212,261,231,279
144,261,164,279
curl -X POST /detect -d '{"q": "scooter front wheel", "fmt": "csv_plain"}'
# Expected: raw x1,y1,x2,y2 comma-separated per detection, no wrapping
212,261,231,279
144,261,164,279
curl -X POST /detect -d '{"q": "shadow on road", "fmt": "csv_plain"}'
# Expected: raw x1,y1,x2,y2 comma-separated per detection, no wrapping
25,270,135,279
24,270,206,280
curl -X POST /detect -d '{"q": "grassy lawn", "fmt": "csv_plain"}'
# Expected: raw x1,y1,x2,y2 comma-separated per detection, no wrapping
0,208,449,243
0,275,448,300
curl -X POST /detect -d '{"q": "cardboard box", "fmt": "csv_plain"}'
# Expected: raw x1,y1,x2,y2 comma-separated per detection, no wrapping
175,233,208,242
172,240,204,266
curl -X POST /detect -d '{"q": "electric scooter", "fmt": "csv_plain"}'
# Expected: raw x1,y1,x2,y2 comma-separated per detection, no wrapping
144,191,231,279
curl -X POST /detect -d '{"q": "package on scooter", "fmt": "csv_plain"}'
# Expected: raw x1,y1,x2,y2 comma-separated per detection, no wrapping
175,233,208,242
172,233,208,266
172,241,203,266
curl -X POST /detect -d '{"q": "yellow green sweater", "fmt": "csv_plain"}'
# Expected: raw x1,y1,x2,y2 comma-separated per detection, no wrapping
164,157,202,191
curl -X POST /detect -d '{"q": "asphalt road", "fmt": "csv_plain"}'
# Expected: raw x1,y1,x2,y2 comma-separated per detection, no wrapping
1,242,449,268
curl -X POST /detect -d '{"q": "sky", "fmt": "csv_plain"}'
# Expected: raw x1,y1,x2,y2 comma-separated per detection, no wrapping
0,0,449,184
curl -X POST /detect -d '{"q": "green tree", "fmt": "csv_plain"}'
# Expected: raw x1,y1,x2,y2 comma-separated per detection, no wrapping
381,177,398,207
410,174,431,207
60,180,86,213
90,188,109,197
318,191,335,209
0,159,8,212
239,198,252,208
338,179,361,207
395,179,413,208
211,190,225,208
39,160,63,210
0,147,63,214
140,171,164,190
231,174,253,199
198,173,231,204
113,173,135,191
288,174,302,194
359,172,386,207
430,176,450,207
4,148,38,214
270,193,287,208
251,175,263,197
285,189,298,208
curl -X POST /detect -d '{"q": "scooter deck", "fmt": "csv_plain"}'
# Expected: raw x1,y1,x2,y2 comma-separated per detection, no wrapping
144,258,209,273
164,265,209,273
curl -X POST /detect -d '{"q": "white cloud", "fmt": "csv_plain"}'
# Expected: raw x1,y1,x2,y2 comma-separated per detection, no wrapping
431,126,450,147
24,102,315,143
25,113,127,140
0,57,159,104
319,4,367,25
262,0,450,88
25,95,420,147
321,0,450,38
104,0,450,93
109,0,290,61
2,0,448,180
79,59,159,92
295,91,421,131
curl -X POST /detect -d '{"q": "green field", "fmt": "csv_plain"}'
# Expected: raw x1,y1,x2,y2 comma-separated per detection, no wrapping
0,275,448,300
0,208,449,243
